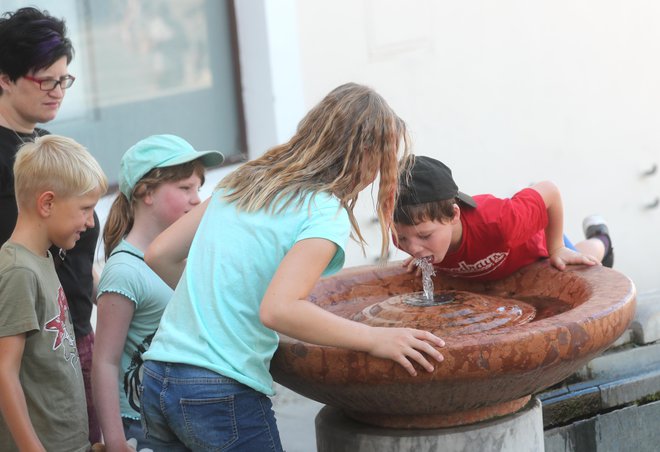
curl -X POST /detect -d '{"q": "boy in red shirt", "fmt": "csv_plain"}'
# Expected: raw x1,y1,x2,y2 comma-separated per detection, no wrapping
394,156,613,281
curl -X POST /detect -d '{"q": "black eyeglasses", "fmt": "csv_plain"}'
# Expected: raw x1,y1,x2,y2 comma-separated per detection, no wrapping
23,74,76,91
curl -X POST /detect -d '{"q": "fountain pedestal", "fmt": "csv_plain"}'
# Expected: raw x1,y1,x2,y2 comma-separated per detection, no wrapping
316,398,544,452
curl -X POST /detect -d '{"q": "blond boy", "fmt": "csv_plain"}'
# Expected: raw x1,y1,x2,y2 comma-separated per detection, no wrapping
0,135,107,451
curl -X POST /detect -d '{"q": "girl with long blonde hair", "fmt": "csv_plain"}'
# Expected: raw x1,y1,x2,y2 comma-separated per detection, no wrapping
140,83,445,451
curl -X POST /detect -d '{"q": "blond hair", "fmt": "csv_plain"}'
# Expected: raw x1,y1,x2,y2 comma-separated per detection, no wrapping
13,135,108,208
103,161,206,260
217,83,410,259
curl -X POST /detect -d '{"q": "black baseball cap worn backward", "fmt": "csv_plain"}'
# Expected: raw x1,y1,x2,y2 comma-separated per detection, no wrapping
398,156,477,208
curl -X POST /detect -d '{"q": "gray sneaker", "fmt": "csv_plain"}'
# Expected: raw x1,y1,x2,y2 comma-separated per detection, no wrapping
582,215,613,268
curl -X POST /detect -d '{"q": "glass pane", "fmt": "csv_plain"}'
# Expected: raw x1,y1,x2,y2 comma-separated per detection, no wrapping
89,1,214,106
1,0,245,185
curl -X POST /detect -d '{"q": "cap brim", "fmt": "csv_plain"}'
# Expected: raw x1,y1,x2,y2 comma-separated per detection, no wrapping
457,191,477,208
159,150,225,169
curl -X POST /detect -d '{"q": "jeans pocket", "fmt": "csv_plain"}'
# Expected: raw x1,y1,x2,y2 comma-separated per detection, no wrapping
181,395,238,451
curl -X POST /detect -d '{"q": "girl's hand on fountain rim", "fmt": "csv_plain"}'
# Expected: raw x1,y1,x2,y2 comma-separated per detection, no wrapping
367,327,445,376
549,247,599,271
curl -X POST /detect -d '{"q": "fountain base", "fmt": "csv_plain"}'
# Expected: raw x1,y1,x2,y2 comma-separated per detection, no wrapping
316,398,544,452
345,395,531,429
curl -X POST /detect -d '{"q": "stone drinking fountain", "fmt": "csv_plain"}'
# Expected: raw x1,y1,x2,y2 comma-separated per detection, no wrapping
271,261,636,451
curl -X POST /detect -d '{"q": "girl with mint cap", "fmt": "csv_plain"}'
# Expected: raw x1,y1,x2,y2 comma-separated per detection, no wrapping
92,134,222,451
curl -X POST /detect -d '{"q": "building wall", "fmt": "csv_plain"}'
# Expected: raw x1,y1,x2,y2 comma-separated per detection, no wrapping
239,0,660,292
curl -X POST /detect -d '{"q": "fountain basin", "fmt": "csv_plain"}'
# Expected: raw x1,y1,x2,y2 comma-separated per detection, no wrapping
271,261,636,428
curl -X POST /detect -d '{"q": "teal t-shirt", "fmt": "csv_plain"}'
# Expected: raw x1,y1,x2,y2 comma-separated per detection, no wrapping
144,190,350,395
97,240,173,419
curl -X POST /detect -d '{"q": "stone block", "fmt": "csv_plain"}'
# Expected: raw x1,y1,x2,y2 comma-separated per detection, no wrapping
599,367,660,408
540,385,602,428
545,400,660,452
540,364,660,427
575,342,660,381
632,290,660,345
609,328,633,348
317,399,545,452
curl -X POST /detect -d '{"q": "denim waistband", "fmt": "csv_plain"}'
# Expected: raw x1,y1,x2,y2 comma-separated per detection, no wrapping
143,360,242,385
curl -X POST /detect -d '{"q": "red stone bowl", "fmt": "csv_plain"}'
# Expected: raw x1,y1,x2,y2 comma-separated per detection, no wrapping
270,261,636,428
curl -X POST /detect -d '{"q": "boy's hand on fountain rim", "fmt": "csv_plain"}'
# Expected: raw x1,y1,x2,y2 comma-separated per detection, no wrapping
367,327,445,376
402,257,423,276
549,247,599,271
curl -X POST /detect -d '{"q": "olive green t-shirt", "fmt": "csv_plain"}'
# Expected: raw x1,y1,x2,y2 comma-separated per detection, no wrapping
0,242,89,451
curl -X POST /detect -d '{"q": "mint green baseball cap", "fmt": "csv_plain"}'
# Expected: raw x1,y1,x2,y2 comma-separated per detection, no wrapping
119,134,224,199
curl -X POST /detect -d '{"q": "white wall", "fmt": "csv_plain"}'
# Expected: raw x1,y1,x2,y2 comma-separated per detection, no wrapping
257,0,660,292
97,1,660,293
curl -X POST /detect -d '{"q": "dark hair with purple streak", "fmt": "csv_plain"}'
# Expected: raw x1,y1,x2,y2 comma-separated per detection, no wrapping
0,7,74,95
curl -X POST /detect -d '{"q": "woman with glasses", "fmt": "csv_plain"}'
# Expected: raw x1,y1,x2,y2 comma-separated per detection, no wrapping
0,6,102,446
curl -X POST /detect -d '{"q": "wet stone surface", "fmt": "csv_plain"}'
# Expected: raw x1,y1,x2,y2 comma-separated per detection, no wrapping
351,290,537,336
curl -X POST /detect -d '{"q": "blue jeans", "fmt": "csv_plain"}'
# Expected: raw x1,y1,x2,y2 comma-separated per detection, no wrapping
140,361,283,452
563,234,577,251
123,417,163,450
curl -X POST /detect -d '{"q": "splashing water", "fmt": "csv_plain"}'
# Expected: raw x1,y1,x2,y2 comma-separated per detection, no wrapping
414,257,436,301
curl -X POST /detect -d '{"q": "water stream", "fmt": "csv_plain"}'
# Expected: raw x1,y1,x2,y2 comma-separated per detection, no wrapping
414,257,436,301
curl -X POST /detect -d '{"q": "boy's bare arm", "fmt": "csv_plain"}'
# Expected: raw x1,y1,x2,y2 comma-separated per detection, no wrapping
530,181,565,253
531,181,598,270
0,334,46,451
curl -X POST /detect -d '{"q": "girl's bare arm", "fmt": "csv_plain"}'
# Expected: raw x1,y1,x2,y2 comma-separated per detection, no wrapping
260,238,445,376
145,198,210,288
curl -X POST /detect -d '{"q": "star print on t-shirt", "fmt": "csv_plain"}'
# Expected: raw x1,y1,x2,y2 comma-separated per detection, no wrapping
44,286,79,370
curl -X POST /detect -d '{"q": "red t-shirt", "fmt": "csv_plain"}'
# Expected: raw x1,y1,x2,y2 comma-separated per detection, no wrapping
436,187,548,281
